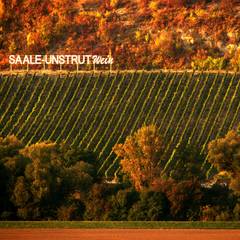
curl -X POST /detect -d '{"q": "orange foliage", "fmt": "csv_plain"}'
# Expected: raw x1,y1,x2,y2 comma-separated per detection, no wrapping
0,0,4,19
113,125,164,191
0,0,239,70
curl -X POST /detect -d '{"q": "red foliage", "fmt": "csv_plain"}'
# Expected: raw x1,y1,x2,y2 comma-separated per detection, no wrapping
220,0,237,10
156,0,189,7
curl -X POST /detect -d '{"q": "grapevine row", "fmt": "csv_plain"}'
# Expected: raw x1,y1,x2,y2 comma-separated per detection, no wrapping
97,71,143,173
48,75,79,141
162,72,203,172
43,74,76,142
0,75,17,117
55,74,86,142
1,74,34,135
187,73,220,145
63,73,94,144
76,72,116,147
104,72,155,177
86,73,127,150
93,72,137,153
158,72,187,132
143,71,170,125
196,73,225,149
26,76,59,144
0,74,22,127
50,75,83,142
200,73,233,154
164,72,209,171
21,75,51,143
68,72,104,146
15,76,44,138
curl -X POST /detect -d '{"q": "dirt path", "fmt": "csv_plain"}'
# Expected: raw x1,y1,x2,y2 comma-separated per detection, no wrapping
1,229,240,240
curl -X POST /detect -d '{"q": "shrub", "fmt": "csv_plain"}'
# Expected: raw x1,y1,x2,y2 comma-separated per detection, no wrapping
83,183,120,220
57,205,78,221
233,203,240,221
0,211,14,220
191,56,227,70
152,178,202,220
201,205,231,221
128,190,169,221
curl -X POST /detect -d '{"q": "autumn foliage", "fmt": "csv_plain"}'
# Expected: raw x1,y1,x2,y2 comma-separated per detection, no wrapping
113,125,164,191
208,129,240,195
0,0,239,70
1,125,240,220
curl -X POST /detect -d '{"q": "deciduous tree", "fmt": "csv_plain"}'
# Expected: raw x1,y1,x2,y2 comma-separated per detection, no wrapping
113,125,164,191
208,129,240,195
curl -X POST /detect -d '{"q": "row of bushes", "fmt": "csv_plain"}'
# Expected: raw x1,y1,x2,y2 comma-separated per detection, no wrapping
1,125,240,221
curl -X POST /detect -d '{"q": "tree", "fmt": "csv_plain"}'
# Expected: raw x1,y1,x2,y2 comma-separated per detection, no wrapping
0,134,97,220
208,129,240,195
59,143,97,196
106,188,139,220
84,183,119,220
20,141,63,204
0,135,25,219
128,190,169,221
11,176,32,219
63,161,95,194
152,178,202,220
169,144,205,181
113,125,164,191
18,141,96,219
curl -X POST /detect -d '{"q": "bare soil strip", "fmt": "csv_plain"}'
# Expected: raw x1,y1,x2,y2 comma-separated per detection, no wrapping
1,229,240,240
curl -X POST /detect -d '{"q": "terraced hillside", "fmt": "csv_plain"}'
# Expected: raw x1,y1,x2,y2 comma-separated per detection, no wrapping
0,71,239,178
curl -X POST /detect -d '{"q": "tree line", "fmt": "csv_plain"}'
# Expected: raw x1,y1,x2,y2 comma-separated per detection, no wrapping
0,124,240,221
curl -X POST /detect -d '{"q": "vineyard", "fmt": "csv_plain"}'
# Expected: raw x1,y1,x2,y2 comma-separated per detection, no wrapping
0,71,239,178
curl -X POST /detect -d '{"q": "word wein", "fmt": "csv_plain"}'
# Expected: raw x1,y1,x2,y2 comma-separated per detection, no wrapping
9,55,114,65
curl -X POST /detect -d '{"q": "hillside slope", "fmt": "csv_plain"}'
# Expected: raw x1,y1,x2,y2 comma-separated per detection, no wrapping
0,71,239,177
0,0,240,70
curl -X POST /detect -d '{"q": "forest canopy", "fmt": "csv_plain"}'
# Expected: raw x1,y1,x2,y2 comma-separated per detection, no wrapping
0,0,239,70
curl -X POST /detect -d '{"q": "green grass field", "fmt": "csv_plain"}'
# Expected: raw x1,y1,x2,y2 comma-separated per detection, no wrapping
0,221,240,229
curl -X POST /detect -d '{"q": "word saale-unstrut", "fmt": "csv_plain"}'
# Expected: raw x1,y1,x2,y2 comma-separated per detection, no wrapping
8,55,114,65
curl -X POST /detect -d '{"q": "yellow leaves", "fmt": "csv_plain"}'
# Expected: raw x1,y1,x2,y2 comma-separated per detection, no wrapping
20,141,57,163
27,33,35,47
113,143,125,157
218,170,231,178
95,11,102,18
0,134,22,149
135,30,141,41
153,30,176,56
105,10,111,18
194,9,207,18
226,44,237,56
110,0,119,8
113,125,163,191
149,1,159,11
